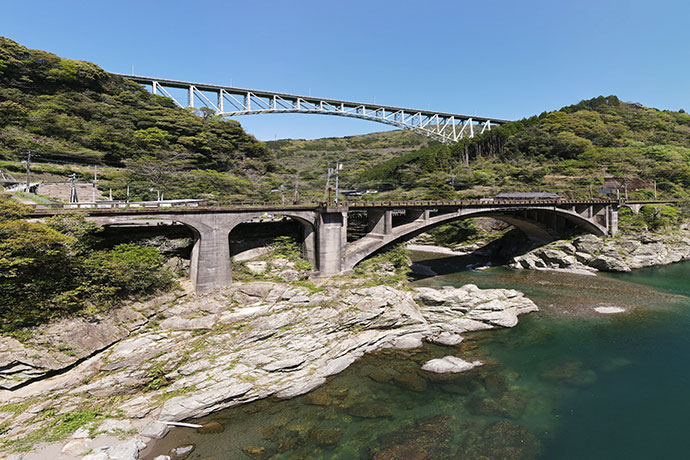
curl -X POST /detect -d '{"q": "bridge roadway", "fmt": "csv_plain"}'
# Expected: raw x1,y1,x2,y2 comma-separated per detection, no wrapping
29,199,664,293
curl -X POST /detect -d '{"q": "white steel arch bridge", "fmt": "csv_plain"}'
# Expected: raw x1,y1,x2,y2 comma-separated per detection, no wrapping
113,73,511,144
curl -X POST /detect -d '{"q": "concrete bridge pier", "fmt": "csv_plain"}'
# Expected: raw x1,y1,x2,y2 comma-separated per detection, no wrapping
190,226,233,293
174,214,243,294
301,225,317,266
315,210,347,275
367,209,393,237
608,204,619,236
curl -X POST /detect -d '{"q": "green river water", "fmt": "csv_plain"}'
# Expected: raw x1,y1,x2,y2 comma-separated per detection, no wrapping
144,254,690,460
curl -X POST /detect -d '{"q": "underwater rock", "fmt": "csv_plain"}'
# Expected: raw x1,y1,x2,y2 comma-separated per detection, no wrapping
458,420,542,460
370,414,454,460
467,390,529,419
309,428,343,446
540,361,598,387
196,421,224,434
439,377,482,395
305,391,332,406
483,373,510,395
367,367,395,383
393,372,428,392
345,402,393,418
170,445,195,459
241,445,272,459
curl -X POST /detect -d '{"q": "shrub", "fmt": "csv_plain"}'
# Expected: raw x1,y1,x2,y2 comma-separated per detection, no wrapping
79,243,173,298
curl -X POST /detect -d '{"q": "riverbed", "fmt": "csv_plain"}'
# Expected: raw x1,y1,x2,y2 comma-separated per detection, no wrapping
143,253,690,459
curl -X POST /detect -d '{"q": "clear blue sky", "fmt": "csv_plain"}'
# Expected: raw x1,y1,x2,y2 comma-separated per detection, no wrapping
2,0,688,141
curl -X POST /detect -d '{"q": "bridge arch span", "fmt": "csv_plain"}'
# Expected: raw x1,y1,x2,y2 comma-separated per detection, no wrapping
343,206,607,271
218,108,454,143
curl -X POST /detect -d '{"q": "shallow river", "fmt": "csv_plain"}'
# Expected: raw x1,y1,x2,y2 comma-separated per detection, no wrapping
144,253,690,460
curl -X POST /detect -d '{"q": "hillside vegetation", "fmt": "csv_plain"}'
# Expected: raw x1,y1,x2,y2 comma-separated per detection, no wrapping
357,96,690,202
0,37,274,202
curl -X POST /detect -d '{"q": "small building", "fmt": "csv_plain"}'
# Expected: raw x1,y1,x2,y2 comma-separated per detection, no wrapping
495,192,562,200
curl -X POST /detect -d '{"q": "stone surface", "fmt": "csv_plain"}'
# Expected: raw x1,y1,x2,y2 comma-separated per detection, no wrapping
0,280,538,458
594,306,626,314
511,230,690,273
61,438,92,456
140,421,170,439
421,356,483,374
429,332,464,346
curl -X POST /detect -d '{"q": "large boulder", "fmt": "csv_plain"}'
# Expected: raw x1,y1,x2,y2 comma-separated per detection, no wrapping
420,356,482,374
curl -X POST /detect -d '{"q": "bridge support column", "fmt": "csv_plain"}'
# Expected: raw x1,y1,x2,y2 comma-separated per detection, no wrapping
367,209,393,237
190,227,232,293
407,208,429,222
608,205,618,237
316,211,346,275
302,225,316,266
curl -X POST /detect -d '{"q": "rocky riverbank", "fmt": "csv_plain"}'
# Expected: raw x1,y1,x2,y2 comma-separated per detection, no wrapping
0,279,537,459
510,226,690,273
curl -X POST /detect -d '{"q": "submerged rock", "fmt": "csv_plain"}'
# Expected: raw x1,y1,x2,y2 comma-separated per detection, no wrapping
241,445,271,459
393,372,428,392
170,444,195,459
304,391,332,406
458,420,542,459
309,428,343,446
467,390,529,419
540,361,598,387
345,402,393,418
197,421,225,434
370,414,454,460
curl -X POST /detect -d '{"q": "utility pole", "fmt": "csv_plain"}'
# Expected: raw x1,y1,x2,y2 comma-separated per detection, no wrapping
280,184,285,205
23,149,34,193
323,167,333,203
653,180,657,199
334,162,342,204
92,165,97,203
293,178,299,204
68,173,78,203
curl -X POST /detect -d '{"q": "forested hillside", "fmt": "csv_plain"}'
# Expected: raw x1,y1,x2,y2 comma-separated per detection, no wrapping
1,36,688,204
0,37,274,201
355,96,690,201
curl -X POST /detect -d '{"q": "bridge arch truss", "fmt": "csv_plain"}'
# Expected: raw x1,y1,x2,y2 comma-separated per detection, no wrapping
114,74,510,144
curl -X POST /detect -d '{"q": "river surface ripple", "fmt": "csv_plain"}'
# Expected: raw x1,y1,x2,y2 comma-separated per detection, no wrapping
143,254,690,460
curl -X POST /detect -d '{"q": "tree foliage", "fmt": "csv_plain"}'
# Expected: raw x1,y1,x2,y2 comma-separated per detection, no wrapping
0,196,174,332
0,37,274,174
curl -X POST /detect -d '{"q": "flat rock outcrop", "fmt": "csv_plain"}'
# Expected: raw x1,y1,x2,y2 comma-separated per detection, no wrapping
510,229,690,273
0,281,537,459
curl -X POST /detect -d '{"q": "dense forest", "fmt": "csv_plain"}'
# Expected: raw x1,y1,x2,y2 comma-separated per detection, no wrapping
0,37,275,201
358,96,690,201
2,36,688,204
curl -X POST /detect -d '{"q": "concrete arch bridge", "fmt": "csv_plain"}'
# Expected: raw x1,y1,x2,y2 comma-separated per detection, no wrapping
30,199,633,293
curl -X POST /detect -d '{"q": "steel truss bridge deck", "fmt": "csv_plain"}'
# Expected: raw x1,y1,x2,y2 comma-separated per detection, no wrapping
113,73,511,143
